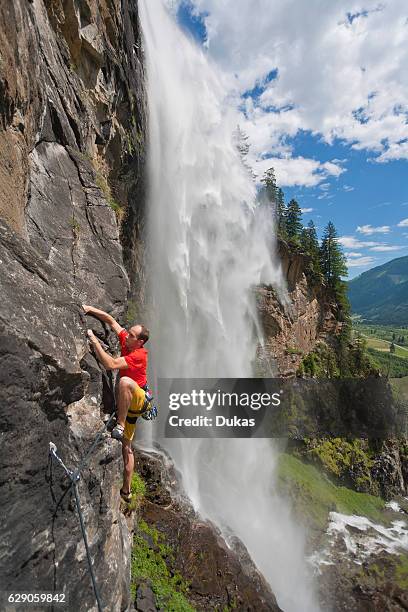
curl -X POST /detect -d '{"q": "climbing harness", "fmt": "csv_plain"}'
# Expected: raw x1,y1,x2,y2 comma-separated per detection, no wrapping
141,384,159,420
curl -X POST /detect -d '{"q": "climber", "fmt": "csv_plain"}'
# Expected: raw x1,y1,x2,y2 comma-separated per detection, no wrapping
82,304,152,503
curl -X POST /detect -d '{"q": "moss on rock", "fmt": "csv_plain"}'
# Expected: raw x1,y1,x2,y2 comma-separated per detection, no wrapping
131,519,194,611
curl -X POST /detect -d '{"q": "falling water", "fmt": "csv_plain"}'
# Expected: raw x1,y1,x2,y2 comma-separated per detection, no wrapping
139,1,320,610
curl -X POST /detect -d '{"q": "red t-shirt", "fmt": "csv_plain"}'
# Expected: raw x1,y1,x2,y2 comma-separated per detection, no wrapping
118,329,148,387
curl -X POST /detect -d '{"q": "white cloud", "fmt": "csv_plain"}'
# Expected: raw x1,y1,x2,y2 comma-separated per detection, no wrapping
253,156,344,187
356,224,391,235
346,252,363,258
301,207,314,213
186,0,408,162
375,140,408,163
369,245,405,252
397,218,408,227
339,235,381,249
319,183,331,191
343,185,354,192
347,256,376,267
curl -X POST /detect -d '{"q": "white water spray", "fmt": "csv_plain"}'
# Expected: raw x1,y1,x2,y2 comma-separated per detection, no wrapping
140,2,320,610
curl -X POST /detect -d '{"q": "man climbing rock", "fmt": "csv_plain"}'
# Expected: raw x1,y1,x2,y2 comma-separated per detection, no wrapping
82,304,152,503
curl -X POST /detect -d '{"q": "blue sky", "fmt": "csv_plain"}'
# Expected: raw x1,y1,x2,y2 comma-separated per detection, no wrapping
173,0,408,278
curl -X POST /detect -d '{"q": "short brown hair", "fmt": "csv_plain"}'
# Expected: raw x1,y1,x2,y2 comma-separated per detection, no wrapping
138,325,150,345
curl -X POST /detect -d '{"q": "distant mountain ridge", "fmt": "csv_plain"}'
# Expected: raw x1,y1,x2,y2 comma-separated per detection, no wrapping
348,255,408,324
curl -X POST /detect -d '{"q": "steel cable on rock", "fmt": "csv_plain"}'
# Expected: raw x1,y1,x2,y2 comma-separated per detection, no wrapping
47,362,118,612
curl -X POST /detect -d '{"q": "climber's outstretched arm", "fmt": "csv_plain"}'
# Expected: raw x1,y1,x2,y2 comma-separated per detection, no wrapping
82,304,124,335
87,330,128,371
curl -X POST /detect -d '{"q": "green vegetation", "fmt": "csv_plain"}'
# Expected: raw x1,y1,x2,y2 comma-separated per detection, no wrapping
298,342,339,378
277,453,386,531
259,166,349,314
297,335,379,379
352,323,408,377
131,520,194,611
320,221,348,286
368,349,408,377
354,323,408,357
286,198,303,246
126,472,146,512
395,555,408,589
124,298,145,326
300,220,321,278
95,172,123,216
285,346,303,356
302,438,377,493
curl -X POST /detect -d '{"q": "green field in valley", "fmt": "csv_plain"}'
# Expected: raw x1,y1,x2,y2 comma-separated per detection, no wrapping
353,322,408,377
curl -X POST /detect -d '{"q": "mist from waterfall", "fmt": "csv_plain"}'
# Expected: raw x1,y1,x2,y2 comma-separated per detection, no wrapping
139,1,320,610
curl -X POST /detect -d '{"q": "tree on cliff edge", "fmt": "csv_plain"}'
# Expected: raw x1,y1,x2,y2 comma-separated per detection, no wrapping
320,221,347,286
300,220,321,275
261,167,278,203
286,198,303,245
320,221,349,320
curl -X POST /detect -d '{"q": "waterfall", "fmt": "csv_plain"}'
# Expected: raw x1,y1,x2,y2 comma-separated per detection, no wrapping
139,1,320,610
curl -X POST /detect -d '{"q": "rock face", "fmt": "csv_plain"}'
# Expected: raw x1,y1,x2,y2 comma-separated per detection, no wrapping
0,0,147,296
257,241,341,376
0,0,146,610
135,450,283,612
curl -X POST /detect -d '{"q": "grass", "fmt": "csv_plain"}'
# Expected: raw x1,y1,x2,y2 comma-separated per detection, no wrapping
285,346,303,355
277,453,386,532
131,520,195,611
95,173,122,215
354,324,408,358
128,472,146,512
353,323,408,376
367,348,408,377
119,472,146,515
395,555,408,589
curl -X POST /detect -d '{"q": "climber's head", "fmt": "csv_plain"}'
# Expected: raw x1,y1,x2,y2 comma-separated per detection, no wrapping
126,324,149,350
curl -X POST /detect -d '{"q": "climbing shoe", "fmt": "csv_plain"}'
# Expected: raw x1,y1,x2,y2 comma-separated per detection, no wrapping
111,423,124,441
120,488,133,504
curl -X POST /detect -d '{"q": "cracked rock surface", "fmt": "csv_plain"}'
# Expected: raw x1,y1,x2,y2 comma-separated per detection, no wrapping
0,0,146,610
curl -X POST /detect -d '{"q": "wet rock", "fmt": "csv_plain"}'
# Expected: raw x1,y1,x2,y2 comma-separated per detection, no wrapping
256,240,341,377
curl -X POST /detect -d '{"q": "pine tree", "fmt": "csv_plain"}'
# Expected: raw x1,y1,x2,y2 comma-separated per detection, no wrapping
261,167,277,203
286,199,303,244
338,322,352,376
319,221,348,287
300,220,321,275
276,187,287,239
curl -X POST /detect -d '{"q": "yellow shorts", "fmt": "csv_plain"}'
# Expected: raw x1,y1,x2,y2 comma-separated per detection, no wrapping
123,386,150,441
